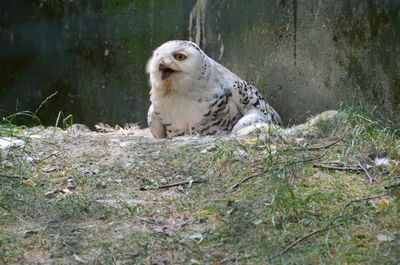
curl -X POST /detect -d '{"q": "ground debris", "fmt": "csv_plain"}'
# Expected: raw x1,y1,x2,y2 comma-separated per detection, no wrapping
1,109,399,264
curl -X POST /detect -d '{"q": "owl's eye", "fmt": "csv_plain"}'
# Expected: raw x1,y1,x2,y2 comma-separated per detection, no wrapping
174,53,187,61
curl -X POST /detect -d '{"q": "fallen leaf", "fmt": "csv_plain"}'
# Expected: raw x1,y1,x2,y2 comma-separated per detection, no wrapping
243,138,257,145
22,179,37,186
379,198,391,207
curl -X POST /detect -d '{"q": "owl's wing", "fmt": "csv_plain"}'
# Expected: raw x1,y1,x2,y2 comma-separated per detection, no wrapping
147,104,166,138
229,78,282,133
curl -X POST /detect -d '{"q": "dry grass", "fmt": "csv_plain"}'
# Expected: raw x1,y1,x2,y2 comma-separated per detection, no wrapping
0,106,399,264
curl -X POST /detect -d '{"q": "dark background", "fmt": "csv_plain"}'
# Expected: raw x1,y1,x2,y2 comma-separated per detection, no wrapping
1,0,399,128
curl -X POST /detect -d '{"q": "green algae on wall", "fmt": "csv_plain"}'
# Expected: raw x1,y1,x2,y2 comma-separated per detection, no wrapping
0,0,399,127
0,0,195,128
190,0,400,124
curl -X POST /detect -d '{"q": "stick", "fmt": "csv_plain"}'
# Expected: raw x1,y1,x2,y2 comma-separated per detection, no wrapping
301,138,342,151
227,152,326,193
0,174,28,180
340,194,387,216
358,162,373,183
272,193,387,258
282,138,342,152
271,223,344,259
140,179,207,191
284,151,327,167
313,164,364,172
226,172,262,193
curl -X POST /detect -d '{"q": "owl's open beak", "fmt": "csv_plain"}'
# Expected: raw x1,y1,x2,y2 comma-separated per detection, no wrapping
159,63,177,80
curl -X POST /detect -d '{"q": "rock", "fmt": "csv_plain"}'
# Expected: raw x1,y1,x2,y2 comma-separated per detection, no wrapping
42,165,58,172
67,124,91,137
0,137,25,149
45,188,59,198
96,181,107,189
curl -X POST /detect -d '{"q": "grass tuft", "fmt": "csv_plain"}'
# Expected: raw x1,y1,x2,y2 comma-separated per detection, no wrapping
0,106,399,264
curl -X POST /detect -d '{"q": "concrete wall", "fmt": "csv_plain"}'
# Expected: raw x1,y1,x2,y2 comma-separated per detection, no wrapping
0,0,195,127
190,0,400,124
1,0,399,127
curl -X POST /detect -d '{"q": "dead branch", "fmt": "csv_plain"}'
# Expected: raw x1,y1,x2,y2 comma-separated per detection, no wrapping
226,172,262,193
282,138,342,152
0,174,28,180
227,152,326,193
300,138,342,151
284,151,327,167
140,179,207,191
358,162,373,183
313,164,364,172
271,223,344,259
340,193,388,216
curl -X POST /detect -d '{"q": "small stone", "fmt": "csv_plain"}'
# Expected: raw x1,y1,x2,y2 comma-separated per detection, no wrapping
24,230,39,238
376,233,394,242
67,182,77,190
114,179,123,184
42,165,57,172
44,188,59,198
2,160,14,167
0,137,25,149
64,177,74,182
200,146,216,153
188,233,203,240
96,181,107,189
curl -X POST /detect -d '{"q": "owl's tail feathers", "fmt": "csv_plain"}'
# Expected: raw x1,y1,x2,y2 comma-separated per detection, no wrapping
269,105,282,126
231,109,280,135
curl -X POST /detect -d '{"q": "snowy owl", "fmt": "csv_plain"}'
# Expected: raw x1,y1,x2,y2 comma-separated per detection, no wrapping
146,40,281,138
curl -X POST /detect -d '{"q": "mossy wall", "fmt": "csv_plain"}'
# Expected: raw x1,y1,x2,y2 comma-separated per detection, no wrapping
0,0,399,127
0,0,195,127
194,0,400,124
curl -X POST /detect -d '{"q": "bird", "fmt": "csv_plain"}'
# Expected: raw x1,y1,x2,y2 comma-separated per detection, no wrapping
146,40,281,138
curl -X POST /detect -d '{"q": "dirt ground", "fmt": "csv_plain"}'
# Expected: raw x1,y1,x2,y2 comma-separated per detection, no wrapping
1,110,399,264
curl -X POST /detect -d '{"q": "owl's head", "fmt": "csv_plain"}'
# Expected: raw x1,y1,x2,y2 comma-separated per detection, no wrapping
146,40,207,94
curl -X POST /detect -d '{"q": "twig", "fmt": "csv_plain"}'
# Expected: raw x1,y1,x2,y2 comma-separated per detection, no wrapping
227,152,327,193
284,151,327,167
313,164,364,172
301,138,342,151
0,174,28,180
340,194,387,216
358,162,373,183
272,193,388,258
283,138,342,152
140,179,207,191
271,223,344,259
226,172,262,193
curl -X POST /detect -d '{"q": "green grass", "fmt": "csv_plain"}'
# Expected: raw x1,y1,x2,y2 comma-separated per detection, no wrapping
0,106,399,264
